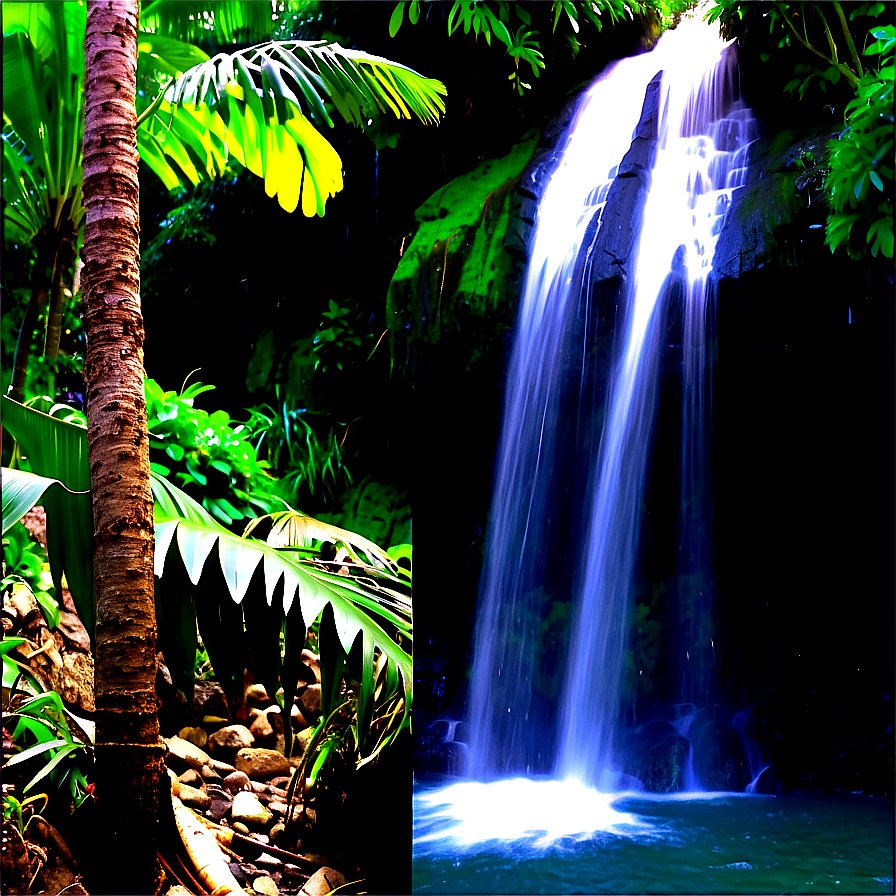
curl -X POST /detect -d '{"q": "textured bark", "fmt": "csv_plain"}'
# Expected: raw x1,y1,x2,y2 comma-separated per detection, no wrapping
82,2,165,892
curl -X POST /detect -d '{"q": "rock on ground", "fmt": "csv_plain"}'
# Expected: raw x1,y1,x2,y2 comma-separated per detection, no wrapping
235,747,290,780
301,867,346,896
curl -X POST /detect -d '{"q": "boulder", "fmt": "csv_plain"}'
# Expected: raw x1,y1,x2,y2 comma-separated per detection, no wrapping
235,747,290,780
689,712,750,792
231,791,273,828
627,733,690,793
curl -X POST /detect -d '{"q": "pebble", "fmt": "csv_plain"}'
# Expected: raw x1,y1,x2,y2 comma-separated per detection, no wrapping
300,867,346,896
236,747,290,780
232,822,250,835
177,726,207,748
253,875,280,895
176,769,202,787
223,770,252,793
207,758,237,775
207,724,254,753
246,683,272,707
208,798,231,821
174,783,211,811
200,764,223,784
165,736,212,772
231,791,273,828
269,823,286,842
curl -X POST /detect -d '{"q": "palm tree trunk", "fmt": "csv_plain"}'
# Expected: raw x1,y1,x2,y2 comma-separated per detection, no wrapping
82,2,165,891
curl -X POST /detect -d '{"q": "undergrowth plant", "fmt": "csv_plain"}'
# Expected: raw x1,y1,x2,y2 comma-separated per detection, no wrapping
145,377,281,526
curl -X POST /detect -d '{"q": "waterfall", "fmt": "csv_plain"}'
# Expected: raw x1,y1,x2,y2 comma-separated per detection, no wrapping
466,14,758,789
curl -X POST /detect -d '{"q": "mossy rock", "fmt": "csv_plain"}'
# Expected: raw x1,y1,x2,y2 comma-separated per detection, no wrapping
387,130,540,349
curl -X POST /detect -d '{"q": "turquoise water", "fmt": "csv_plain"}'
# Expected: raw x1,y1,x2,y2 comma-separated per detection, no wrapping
413,782,894,894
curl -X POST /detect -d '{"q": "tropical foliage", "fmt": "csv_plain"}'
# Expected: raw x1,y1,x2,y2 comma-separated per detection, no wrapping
388,1,691,94
2,398,411,763
145,377,281,526
704,1,894,259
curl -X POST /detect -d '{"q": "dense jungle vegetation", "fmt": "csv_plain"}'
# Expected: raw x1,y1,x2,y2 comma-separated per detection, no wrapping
1,1,892,893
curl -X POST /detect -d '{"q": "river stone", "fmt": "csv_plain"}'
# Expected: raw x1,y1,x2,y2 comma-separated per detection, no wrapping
250,707,276,743
177,726,208,748
253,875,280,895
176,768,202,787
246,683,272,708
200,763,223,784
175,783,212,810
294,726,317,755
299,684,321,718
236,747,290,780
291,703,307,731
223,770,252,793
165,735,213,772
193,679,230,721
208,724,254,753
207,757,237,775
301,649,321,683
231,791,273,828
209,798,231,821
301,867,346,896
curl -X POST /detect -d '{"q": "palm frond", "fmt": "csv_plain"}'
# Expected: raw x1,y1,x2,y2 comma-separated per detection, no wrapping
140,40,445,214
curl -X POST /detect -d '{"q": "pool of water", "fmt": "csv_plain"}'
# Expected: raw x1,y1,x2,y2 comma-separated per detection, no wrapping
413,779,894,894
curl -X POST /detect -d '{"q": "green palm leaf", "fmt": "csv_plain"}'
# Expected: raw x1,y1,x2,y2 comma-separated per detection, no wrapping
1,467,86,535
2,399,411,718
142,40,445,215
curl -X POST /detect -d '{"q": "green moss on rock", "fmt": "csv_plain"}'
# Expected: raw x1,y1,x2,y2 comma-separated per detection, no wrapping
387,130,540,353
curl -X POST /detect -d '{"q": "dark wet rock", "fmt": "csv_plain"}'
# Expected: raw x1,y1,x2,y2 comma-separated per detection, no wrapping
689,712,750,792
416,741,469,778
193,679,231,721
752,766,785,796
588,71,663,288
712,126,840,280
298,684,322,722
628,733,690,793
208,798,231,821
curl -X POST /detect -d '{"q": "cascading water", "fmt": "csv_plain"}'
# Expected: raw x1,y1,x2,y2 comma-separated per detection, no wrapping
463,12,758,802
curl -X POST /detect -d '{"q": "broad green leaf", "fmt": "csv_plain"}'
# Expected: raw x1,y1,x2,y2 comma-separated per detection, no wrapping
1,397,94,638
1,468,83,535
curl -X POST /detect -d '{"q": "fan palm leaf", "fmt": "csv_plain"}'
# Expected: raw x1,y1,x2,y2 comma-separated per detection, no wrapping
141,39,446,214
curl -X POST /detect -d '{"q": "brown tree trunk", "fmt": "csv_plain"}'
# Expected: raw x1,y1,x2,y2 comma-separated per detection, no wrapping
81,2,165,892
